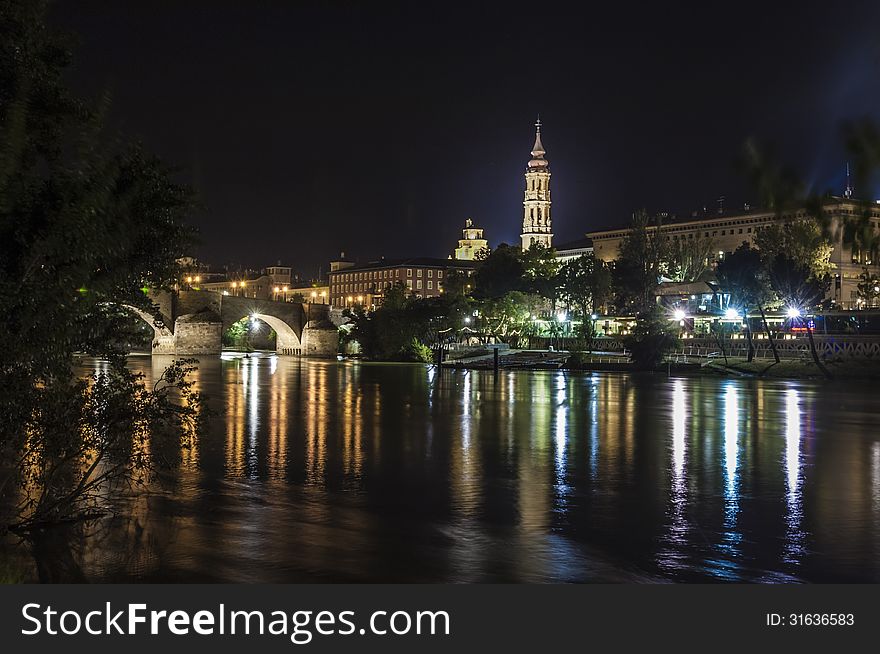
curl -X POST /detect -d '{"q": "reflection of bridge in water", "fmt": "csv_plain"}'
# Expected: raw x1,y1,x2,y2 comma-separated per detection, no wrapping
129,290,338,357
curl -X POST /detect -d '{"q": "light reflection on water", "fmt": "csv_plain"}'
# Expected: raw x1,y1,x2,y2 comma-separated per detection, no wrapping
6,356,880,583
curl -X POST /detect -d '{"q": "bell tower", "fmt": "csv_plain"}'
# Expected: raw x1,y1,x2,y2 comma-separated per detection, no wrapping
521,117,552,250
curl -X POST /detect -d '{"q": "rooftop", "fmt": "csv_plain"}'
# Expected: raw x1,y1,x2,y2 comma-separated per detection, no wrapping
330,257,477,273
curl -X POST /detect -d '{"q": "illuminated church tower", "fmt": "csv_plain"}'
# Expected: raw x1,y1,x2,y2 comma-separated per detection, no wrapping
520,118,552,250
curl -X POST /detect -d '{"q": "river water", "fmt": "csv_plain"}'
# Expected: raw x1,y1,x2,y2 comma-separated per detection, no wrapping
4,354,880,582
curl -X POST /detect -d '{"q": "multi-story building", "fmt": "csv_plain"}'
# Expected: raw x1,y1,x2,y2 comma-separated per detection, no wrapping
453,218,488,260
521,118,553,250
328,257,476,308
199,263,297,300
586,198,880,309
554,237,593,263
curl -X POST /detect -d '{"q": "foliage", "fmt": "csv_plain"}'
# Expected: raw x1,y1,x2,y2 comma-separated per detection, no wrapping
666,236,715,283
342,283,436,360
622,308,675,370
0,0,201,530
754,220,834,281
520,242,560,300
472,243,527,299
715,243,775,312
401,337,433,363
612,210,669,314
557,253,610,334
8,360,203,531
222,317,251,349
767,253,830,312
857,267,880,306
476,290,539,347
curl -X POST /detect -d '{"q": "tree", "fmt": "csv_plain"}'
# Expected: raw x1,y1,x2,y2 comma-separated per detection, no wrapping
768,253,831,377
342,283,436,361
0,1,201,532
558,254,611,337
520,242,560,302
666,236,715,282
857,267,880,307
715,243,775,362
612,210,669,313
477,290,536,347
754,219,834,281
472,243,526,300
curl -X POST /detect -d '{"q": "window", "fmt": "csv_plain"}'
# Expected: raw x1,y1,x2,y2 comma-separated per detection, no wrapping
438,271,443,279
428,269,433,278
417,269,423,278
407,269,412,277
406,280,413,289
417,280,423,290
428,280,433,290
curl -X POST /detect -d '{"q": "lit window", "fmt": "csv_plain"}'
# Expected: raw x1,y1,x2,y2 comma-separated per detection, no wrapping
428,269,433,278
417,280,423,290
417,269,423,278
407,269,412,277
428,280,433,289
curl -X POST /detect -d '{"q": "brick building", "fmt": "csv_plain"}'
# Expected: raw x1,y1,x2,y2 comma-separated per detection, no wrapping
328,257,475,309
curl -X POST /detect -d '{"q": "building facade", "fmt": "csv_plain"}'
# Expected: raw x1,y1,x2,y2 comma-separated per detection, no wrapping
586,198,880,309
554,237,594,263
521,119,553,250
328,257,476,308
453,218,489,260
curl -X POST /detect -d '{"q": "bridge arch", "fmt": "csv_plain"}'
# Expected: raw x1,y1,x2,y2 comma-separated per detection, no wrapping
121,304,175,353
232,312,302,355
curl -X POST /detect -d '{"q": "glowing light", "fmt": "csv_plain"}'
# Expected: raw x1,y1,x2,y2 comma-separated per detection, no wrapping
724,308,740,320
231,282,238,288
274,286,280,293
673,309,686,321
786,307,801,319
556,311,568,322
186,276,193,283
591,313,598,320
311,291,317,298
194,276,201,283
464,317,471,324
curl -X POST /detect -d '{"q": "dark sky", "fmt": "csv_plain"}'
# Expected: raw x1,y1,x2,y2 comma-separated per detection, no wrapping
49,1,880,278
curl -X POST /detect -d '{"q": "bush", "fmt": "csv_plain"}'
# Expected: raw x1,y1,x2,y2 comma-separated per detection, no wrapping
401,337,433,363
623,310,676,370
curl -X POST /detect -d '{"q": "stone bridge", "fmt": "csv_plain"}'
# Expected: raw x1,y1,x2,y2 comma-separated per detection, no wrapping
130,290,337,356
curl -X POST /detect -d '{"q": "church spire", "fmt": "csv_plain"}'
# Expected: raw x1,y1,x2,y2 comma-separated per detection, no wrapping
528,116,549,170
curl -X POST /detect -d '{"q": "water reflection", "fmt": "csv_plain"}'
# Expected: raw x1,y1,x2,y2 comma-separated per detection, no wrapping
6,358,880,583
783,389,805,564
716,384,742,577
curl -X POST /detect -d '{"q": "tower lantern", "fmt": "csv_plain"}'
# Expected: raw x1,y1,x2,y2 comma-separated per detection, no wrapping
520,117,553,250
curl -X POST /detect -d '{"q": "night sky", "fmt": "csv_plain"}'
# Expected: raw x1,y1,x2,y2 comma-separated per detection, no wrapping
49,1,880,279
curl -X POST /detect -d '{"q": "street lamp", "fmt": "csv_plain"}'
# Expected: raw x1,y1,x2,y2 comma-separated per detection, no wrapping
673,309,686,321
786,307,801,319
724,308,741,320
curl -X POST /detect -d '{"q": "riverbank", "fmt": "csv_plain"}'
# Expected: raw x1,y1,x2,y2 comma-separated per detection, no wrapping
440,349,880,379
703,357,880,379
